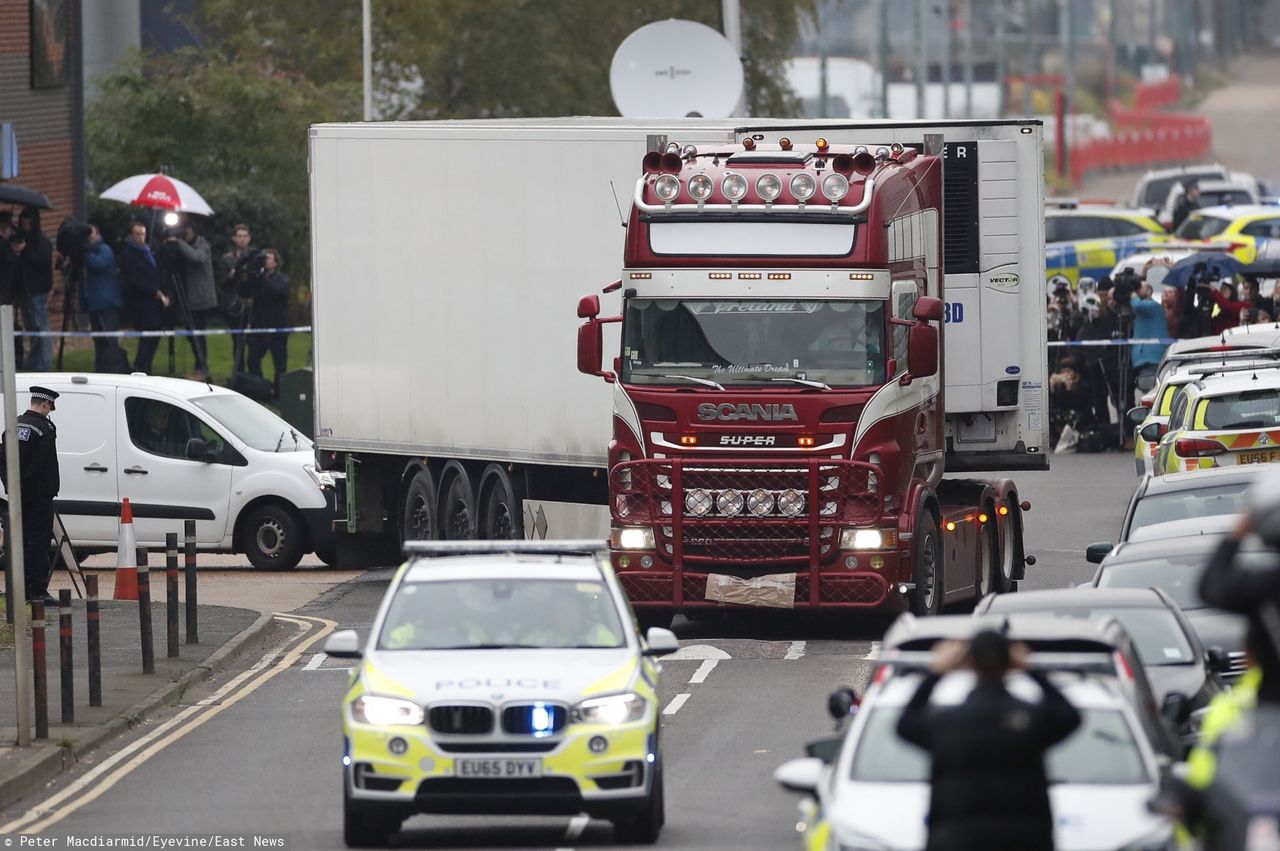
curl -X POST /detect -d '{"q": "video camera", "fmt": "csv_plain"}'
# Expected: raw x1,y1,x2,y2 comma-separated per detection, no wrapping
55,217,91,267
234,249,269,296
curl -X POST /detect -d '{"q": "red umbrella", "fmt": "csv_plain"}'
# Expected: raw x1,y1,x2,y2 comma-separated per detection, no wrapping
100,173,214,216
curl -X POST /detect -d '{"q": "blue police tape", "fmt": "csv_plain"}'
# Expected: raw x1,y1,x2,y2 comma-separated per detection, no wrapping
1048,338,1177,347
14,325,312,338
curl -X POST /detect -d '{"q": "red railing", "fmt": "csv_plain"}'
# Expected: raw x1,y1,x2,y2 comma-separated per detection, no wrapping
1133,77,1181,111
1069,91,1211,185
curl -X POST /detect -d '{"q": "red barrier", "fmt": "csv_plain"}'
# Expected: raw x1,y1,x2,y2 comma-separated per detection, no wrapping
1134,77,1181,111
1067,90,1210,186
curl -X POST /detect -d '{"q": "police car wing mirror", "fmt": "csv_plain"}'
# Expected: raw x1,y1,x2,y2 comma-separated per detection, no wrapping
184,437,216,463
1138,422,1167,443
1085,542,1114,564
323,629,363,659
642,627,679,656
1136,372,1159,393
774,757,825,794
827,686,858,720
907,324,939,379
1126,406,1150,427
912,296,944,322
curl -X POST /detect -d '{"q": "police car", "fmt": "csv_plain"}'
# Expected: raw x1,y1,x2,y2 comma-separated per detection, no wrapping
1153,365,1280,475
324,540,678,848
1044,204,1168,287
1174,204,1280,263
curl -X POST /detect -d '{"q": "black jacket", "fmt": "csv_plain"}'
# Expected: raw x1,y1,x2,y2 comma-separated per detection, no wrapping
1172,196,1199,232
118,242,166,329
19,230,53,296
897,671,1082,851
249,270,290,329
0,410,60,500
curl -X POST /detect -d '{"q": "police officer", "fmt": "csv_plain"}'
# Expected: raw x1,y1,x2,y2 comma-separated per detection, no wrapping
1,386,60,606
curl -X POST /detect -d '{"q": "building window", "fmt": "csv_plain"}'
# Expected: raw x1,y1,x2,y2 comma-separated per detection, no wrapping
30,0,70,89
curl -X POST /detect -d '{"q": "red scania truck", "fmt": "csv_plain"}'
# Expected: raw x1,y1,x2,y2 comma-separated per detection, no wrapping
308,119,1046,619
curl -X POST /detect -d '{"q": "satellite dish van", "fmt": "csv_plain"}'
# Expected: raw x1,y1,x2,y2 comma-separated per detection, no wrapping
610,19,743,118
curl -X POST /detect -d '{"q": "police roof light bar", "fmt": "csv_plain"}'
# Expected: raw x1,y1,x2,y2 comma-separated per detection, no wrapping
1167,346,1280,365
402,539,609,559
876,649,1117,676
1189,359,1280,380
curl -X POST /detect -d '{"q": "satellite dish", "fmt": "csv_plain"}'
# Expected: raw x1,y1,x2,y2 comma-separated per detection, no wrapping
610,19,743,119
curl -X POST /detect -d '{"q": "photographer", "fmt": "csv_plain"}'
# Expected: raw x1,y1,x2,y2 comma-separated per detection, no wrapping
16,206,53,371
1178,262,1219,338
119,220,170,375
1075,278,1119,440
1049,354,1098,451
245,248,290,398
163,219,218,380
1046,276,1079,371
83,224,130,373
1210,279,1252,335
219,224,255,371
1129,275,1168,407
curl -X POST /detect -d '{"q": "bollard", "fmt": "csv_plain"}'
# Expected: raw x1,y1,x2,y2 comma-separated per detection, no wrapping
86,576,102,707
59,589,74,723
166,532,179,659
137,550,154,676
184,520,198,644
32,600,48,739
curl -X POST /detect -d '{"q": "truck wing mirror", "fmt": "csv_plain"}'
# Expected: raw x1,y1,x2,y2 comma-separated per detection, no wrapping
912,296,944,322
907,323,939,379
577,294,601,319
577,320,615,383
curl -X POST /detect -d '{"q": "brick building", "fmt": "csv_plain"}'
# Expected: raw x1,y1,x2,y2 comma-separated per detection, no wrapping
0,0,84,222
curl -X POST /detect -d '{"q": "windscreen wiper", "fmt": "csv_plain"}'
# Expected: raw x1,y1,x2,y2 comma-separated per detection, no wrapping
659,373,725,390
765,376,832,391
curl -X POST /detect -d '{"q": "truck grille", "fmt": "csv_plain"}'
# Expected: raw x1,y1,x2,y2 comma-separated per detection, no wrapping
611,459,879,565
428,705,494,735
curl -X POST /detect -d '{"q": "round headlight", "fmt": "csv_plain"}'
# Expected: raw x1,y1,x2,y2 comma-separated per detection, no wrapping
688,173,714,201
654,175,680,202
747,488,775,517
778,489,805,517
756,173,782,202
822,172,849,201
790,173,817,202
722,172,748,202
716,489,745,516
686,488,713,517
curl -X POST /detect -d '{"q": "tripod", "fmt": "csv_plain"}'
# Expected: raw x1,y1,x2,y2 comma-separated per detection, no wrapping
54,256,84,371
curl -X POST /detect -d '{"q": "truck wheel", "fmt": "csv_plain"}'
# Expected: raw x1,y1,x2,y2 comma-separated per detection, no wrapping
909,510,943,616
990,497,1020,594
242,504,305,570
612,755,664,844
343,784,398,848
478,464,522,540
976,511,998,601
438,461,478,540
401,468,438,544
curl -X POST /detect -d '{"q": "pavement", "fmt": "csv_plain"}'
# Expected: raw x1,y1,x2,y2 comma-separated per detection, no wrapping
0,558,364,813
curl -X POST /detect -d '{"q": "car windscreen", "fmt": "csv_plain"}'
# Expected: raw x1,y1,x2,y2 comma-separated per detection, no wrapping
621,298,886,389
378,578,626,650
1130,484,1251,534
1098,549,1277,610
193,394,312,453
1031,608,1194,665
1202,389,1280,430
1174,215,1231,240
850,706,1148,785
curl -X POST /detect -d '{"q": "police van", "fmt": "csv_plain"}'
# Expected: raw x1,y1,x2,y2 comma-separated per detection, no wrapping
0,373,337,569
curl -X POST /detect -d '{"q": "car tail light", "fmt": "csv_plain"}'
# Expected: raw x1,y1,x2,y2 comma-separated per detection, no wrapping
1174,437,1225,457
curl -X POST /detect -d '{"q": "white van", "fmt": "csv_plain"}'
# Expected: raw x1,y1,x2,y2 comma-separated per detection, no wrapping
0,373,338,569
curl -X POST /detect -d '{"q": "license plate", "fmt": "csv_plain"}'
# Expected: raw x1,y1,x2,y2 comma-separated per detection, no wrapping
1237,449,1280,465
456,758,542,779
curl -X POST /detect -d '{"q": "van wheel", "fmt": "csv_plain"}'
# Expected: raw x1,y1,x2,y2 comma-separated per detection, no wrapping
400,468,438,544
909,509,943,616
242,505,305,570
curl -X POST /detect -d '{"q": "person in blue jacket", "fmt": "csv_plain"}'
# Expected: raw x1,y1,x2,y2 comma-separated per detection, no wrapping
83,224,131,373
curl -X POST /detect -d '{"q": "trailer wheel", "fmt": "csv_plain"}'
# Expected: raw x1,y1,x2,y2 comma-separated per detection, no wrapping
990,497,1020,594
479,464,523,540
977,510,999,599
438,461,478,540
401,468,438,544
909,509,943,616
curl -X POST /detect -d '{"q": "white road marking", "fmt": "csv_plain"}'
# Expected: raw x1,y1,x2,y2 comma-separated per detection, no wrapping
563,814,590,840
304,652,326,670
689,659,717,684
663,693,692,715
663,643,731,661
861,641,881,660
784,640,806,660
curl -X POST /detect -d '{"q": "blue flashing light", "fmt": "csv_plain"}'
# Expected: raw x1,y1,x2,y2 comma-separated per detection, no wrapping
530,702,555,738
647,752,655,763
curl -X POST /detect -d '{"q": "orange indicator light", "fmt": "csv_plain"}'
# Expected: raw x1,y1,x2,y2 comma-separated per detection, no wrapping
679,435,698,446
945,521,957,532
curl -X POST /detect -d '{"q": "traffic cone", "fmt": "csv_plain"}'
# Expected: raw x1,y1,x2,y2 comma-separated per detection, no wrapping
113,498,139,601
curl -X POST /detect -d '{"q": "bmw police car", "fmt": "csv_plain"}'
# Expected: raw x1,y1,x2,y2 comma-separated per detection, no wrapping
1044,204,1168,287
325,540,678,848
1153,366,1280,475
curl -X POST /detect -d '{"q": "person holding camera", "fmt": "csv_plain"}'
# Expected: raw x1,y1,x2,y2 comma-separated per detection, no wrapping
246,248,290,398
218,224,255,371
164,220,218,380
1075,278,1120,438
119,220,170,375
83,224,131,373
16,206,53,371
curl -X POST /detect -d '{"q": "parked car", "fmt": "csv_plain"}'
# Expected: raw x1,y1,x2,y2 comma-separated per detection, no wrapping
1174,204,1280,262
1158,179,1258,230
1085,536,1253,682
776,670,1174,851
1117,465,1266,537
1130,164,1230,211
0,373,339,569
974,587,1228,746
1152,366,1280,476
1045,204,1167,244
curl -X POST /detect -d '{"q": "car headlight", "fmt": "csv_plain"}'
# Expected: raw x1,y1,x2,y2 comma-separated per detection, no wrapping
840,528,883,550
304,464,336,489
351,694,424,726
610,526,655,550
572,692,647,725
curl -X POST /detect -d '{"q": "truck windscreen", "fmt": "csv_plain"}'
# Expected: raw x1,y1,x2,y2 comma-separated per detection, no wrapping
621,299,886,388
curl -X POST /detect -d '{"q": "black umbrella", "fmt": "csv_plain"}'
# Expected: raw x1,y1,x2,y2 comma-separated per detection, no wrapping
0,182,53,209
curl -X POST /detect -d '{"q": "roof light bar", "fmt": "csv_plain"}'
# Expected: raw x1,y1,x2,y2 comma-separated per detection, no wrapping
404,540,608,558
